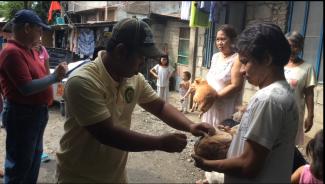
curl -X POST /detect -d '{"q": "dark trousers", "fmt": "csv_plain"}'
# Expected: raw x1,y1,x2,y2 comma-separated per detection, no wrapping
2,100,48,184
292,147,308,173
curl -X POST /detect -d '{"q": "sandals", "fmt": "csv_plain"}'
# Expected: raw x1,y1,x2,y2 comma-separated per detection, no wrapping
41,153,51,163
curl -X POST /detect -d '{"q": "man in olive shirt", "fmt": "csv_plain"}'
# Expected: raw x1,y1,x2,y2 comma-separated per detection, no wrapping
56,18,216,183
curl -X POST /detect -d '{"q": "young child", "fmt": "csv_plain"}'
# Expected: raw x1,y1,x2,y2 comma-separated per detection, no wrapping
179,71,191,113
33,40,50,75
150,55,174,102
291,129,323,184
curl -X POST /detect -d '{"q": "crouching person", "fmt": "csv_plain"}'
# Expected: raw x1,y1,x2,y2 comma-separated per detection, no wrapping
55,18,216,183
192,22,299,183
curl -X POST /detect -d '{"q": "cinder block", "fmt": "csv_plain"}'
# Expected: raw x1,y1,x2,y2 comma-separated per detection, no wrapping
255,4,272,19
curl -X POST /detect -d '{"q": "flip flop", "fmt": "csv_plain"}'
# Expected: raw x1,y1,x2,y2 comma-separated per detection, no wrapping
41,153,51,163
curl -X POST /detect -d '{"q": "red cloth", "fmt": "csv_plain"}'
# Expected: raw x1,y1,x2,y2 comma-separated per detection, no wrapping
0,40,53,105
48,1,61,22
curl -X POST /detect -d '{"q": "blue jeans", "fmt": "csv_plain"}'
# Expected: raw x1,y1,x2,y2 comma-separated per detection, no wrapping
2,100,48,184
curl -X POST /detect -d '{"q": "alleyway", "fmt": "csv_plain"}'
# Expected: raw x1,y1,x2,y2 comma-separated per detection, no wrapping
0,91,310,183
0,91,206,183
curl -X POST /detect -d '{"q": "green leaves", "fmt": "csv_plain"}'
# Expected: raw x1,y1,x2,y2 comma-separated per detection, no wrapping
0,1,51,23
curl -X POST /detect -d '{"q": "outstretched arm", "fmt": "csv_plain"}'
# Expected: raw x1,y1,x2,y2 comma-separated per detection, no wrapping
85,116,187,152
140,98,216,137
192,139,269,178
19,63,67,95
182,84,195,100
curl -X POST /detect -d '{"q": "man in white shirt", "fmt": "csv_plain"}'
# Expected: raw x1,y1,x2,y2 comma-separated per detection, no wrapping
192,22,299,183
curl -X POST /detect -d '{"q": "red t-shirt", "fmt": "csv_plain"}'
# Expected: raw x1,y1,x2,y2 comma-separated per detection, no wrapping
0,40,53,105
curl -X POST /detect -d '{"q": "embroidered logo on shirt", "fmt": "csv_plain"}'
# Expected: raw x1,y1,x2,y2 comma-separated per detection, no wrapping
124,87,135,103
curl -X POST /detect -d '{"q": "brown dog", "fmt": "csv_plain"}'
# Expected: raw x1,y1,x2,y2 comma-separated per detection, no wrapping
190,78,215,118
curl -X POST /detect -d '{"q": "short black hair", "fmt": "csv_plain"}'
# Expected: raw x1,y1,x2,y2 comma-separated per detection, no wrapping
217,24,237,43
183,71,191,80
159,54,169,66
306,129,323,180
285,31,304,51
236,22,291,67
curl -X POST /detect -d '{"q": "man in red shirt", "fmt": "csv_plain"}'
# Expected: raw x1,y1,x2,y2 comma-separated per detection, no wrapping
0,9,67,183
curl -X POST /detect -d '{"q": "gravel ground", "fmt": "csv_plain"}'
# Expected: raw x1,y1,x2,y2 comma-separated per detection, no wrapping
0,91,207,183
0,91,310,183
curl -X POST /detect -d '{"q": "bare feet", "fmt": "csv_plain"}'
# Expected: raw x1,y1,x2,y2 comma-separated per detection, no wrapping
196,179,209,184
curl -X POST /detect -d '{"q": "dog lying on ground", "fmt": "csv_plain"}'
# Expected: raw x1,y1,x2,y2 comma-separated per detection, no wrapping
183,78,215,118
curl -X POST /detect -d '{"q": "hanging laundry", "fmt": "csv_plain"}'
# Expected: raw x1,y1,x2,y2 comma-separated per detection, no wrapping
181,1,191,20
209,1,218,23
196,1,222,23
189,1,209,27
48,1,61,22
198,1,211,14
70,29,78,53
78,28,95,57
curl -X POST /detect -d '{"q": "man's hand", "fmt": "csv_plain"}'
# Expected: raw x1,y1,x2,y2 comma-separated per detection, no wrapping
54,62,68,81
304,116,313,133
191,154,214,172
217,124,231,133
159,133,187,153
189,123,216,137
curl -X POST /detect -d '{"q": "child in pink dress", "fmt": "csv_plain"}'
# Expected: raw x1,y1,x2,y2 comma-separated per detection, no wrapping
291,129,323,184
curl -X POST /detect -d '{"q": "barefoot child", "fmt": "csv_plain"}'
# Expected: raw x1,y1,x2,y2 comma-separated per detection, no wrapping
150,55,174,102
179,71,191,113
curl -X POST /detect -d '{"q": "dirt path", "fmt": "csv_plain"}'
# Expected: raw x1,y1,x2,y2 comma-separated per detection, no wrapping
0,91,311,183
0,92,206,183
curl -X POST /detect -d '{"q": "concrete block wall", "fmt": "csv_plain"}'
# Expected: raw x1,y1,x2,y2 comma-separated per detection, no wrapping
174,27,209,87
192,28,207,79
245,1,288,31
68,1,107,12
306,85,324,138
164,21,188,69
243,81,324,140
244,1,323,141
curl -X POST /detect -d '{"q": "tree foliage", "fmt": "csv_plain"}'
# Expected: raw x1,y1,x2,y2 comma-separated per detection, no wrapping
0,1,51,23
0,1,24,21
